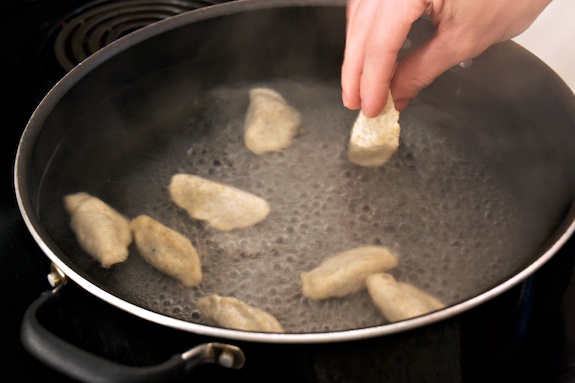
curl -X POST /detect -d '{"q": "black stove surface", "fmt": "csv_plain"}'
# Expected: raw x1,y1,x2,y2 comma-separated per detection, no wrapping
2,1,575,382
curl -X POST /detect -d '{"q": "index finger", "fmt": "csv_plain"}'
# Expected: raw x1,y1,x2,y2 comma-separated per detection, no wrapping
342,0,431,117
341,0,381,111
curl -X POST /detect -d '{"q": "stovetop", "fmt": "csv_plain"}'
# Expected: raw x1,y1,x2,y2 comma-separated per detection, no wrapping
2,1,575,382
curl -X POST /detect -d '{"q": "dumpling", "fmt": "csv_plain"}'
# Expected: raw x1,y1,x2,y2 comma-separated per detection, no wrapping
348,91,400,167
197,294,284,333
300,246,399,300
244,87,302,155
130,215,202,287
169,173,270,232
366,273,445,322
63,192,132,268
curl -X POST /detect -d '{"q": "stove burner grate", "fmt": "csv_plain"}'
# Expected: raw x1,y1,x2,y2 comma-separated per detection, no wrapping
49,0,231,72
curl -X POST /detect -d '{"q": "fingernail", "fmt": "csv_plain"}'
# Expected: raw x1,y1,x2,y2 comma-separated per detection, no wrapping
394,99,409,113
342,91,349,108
361,103,376,118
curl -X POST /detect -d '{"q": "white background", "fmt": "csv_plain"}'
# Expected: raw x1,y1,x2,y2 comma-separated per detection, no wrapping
513,0,575,91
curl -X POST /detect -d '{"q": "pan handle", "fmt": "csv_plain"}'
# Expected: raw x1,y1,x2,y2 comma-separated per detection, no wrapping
21,289,245,383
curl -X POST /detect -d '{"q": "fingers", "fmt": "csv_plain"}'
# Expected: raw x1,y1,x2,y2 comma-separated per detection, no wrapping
343,0,553,114
390,38,461,112
342,0,431,117
341,0,381,111
358,3,412,117
390,28,488,112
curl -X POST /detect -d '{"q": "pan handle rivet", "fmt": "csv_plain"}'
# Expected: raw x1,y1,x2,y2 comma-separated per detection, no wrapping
47,263,68,289
218,350,235,368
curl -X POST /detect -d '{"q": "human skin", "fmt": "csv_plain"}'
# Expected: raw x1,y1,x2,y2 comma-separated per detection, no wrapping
341,0,552,116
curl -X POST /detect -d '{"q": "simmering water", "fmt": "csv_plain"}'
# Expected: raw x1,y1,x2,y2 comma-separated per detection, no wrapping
42,76,568,333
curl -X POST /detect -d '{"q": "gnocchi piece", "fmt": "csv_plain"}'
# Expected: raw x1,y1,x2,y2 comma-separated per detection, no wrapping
63,192,132,268
244,87,302,155
300,246,399,300
130,215,202,287
197,294,284,333
366,273,446,322
348,91,400,167
169,173,270,232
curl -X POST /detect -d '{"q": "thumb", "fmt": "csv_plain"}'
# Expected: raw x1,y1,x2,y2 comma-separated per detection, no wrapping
390,33,478,111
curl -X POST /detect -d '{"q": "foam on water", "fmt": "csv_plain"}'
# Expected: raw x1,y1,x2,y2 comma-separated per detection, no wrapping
88,78,538,333
41,70,567,334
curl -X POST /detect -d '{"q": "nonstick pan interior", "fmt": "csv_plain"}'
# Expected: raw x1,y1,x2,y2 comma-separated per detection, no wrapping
18,4,575,337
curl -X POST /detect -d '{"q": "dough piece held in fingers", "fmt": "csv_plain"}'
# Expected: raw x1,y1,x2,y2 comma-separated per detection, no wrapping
366,273,445,322
244,87,302,155
348,91,400,167
300,246,399,300
197,294,284,333
130,215,202,287
169,173,270,232
64,192,132,268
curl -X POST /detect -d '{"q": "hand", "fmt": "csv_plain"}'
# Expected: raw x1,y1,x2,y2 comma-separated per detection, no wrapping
341,0,552,117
